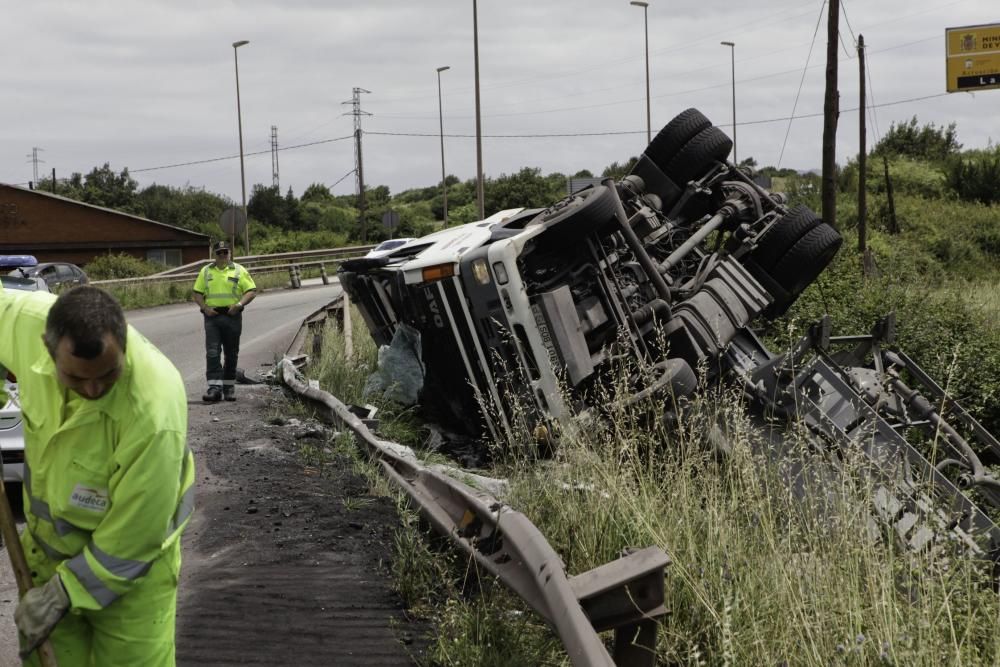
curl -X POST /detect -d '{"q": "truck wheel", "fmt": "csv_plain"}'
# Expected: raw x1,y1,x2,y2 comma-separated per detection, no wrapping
664,126,733,186
644,108,712,171
529,184,617,242
766,223,843,315
751,205,822,271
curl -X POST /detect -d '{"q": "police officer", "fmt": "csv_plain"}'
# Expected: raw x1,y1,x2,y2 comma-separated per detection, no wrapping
0,285,195,665
192,241,257,402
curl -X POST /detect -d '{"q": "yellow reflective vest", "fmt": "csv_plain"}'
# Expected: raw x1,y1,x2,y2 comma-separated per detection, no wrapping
192,261,256,308
0,289,195,611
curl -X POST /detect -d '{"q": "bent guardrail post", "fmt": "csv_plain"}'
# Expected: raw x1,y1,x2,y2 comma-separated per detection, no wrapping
277,354,670,666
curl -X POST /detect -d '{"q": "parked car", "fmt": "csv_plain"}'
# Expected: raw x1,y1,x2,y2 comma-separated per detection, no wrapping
9,261,89,291
0,256,48,484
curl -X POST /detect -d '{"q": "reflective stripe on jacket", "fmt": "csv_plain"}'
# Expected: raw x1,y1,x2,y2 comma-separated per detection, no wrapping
0,289,195,611
192,262,256,307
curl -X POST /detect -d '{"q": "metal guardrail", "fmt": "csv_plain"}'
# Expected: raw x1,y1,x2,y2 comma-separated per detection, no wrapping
278,299,670,667
92,248,371,288
153,245,376,277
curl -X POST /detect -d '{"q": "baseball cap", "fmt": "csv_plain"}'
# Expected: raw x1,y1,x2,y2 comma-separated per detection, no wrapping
213,241,230,254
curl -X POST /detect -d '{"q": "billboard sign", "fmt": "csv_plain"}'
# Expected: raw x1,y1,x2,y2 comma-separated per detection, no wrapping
946,23,1000,92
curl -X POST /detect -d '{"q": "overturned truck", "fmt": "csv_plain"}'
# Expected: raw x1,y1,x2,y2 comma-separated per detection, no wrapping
340,108,1000,566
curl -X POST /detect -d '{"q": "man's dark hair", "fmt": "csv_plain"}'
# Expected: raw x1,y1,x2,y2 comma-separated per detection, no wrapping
44,286,128,359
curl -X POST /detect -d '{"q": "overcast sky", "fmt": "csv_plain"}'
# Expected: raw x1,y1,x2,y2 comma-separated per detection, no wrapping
3,0,997,206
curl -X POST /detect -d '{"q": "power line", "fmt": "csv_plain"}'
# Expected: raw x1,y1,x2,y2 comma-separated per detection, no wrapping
45,89,951,184
866,52,883,144
367,129,642,139
330,168,356,189
131,135,353,174
778,0,827,168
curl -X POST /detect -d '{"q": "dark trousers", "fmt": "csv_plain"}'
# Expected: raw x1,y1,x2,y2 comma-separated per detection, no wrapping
204,311,243,386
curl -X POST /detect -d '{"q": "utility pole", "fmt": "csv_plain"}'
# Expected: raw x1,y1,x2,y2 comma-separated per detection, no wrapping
822,0,840,229
473,0,485,220
857,34,867,256
26,147,44,186
343,87,372,243
270,125,280,190
51,168,56,194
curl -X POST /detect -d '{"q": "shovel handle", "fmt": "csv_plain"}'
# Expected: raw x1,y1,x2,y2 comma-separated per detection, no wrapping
0,478,60,667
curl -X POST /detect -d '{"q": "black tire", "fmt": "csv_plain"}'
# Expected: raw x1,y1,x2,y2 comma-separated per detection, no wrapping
529,185,617,242
644,108,712,171
771,223,843,297
663,126,733,185
751,205,822,271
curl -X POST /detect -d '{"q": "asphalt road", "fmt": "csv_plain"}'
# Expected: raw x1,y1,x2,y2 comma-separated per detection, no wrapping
0,280,343,665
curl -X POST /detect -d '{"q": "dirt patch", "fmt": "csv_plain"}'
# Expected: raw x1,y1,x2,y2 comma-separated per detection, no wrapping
176,383,426,666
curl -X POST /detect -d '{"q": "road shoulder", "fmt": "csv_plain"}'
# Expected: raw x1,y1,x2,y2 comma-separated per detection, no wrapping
177,383,425,666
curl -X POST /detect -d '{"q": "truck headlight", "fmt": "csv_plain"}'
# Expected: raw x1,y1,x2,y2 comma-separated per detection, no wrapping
492,262,509,285
472,258,491,285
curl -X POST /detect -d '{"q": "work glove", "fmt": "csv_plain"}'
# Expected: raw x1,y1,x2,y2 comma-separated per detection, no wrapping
15,574,69,658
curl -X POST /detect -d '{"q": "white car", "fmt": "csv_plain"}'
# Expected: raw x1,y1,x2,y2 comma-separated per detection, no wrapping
0,376,24,483
1,255,48,483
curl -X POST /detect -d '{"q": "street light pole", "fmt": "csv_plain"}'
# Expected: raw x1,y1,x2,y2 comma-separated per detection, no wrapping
721,40,737,164
232,39,250,255
630,1,650,144
436,66,451,225
473,0,485,220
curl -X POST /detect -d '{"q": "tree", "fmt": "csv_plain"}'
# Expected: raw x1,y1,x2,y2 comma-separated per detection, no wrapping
284,187,302,230
601,157,639,180
945,146,1000,205
37,163,140,213
81,163,140,212
248,184,294,229
484,167,562,213
136,184,230,236
872,117,962,163
301,183,333,204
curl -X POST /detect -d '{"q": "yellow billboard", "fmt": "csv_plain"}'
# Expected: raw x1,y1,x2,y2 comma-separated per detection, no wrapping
946,23,1000,92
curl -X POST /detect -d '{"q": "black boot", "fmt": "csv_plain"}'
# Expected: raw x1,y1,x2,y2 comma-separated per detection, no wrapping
202,386,223,402
223,386,236,402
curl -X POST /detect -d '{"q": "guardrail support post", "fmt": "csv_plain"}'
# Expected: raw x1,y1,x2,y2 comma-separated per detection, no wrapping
319,263,330,285
569,546,670,667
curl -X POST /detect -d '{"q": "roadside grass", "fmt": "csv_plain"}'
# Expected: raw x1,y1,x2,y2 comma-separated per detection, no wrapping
301,304,1000,665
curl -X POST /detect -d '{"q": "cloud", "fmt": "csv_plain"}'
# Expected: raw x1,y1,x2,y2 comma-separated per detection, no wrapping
3,0,997,203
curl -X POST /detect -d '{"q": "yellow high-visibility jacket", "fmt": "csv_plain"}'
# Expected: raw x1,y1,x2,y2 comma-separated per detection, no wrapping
0,289,195,611
192,262,256,308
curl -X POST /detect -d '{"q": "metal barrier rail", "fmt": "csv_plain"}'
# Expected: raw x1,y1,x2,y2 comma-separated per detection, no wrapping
152,245,376,277
277,300,670,667
92,254,365,288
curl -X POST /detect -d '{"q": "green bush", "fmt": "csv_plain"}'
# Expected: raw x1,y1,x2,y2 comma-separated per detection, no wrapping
84,252,163,280
784,236,1000,433
945,147,1000,205
875,157,949,199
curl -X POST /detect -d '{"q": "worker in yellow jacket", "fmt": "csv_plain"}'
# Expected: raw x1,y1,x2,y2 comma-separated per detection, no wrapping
0,285,195,666
192,241,257,402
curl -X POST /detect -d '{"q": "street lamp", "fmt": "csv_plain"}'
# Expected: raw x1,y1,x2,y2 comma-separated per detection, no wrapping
721,40,737,164
232,39,250,255
630,1,650,144
436,66,451,225
473,0,485,219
